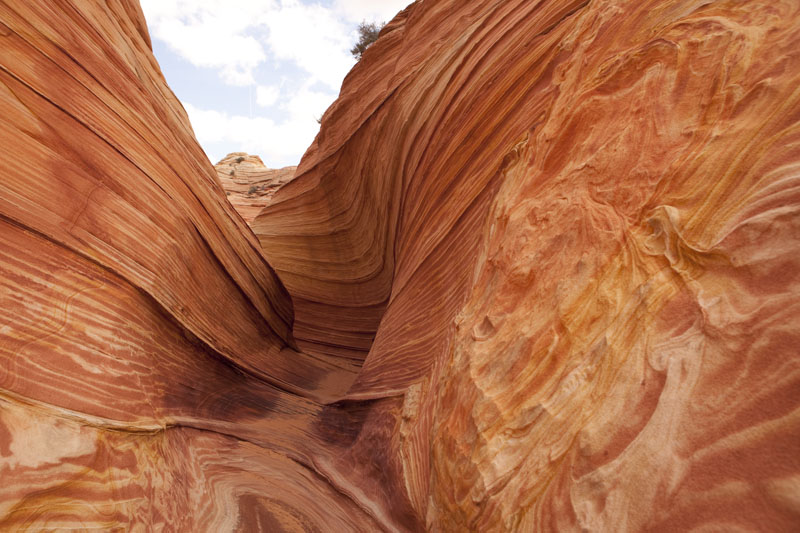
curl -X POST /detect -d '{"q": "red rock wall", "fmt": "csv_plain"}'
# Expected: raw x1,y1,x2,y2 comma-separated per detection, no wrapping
254,0,800,530
0,0,368,530
214,153,296,225
2,0,800,531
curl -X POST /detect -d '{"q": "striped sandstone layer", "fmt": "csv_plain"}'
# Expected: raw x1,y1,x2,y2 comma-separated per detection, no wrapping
253,0,800,530
0,0,367,530
2,0,800,531
214,153,296,225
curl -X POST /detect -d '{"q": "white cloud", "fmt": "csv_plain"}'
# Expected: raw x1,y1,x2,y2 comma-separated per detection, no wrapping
141,0,359,89
141,0,409,89
263,1,354,91
282,82,336,123
141,0,276,86
140,0,411,165
256,85,280,107
334,0,410,23
183,79,334,167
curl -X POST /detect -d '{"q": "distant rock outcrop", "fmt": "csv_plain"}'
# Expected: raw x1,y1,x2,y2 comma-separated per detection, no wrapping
214,153,295,224
1,0,799,531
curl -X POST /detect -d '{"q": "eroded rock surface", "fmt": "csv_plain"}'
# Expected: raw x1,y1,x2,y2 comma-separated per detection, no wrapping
215,153,296,224
1,0,799,531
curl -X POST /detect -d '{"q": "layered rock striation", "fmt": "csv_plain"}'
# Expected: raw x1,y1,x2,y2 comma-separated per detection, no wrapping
1,0,799,531
214,153,296,224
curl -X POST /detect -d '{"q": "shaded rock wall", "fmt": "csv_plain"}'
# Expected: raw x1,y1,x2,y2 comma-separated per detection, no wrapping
0,0,367,530
1,0,799,531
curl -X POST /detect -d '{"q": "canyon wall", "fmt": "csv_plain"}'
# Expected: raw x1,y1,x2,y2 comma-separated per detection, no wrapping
2,0,799,531
214,153,296,224
0,0,366,530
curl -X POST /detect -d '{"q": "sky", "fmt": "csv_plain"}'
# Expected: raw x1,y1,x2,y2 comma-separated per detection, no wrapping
140,0,409,167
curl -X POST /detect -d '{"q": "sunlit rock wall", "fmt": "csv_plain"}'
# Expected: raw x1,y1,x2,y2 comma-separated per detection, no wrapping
1,0,799,531
214,153,296,224
254,0,800,530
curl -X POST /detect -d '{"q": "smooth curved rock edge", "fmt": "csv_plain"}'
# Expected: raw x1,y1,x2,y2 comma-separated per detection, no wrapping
1,0,799,531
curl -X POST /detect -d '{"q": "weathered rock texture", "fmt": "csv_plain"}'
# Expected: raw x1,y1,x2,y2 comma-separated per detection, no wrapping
215,153,296,224
1,0,799,531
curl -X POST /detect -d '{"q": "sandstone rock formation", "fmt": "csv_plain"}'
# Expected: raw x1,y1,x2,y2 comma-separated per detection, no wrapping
214,153,296,224
1,0,799,531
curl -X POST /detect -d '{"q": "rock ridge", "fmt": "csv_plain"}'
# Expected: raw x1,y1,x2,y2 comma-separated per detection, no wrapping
1,0,799,531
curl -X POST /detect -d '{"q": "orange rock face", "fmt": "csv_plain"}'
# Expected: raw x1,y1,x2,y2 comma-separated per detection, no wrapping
214,153,296,224
2,0,800,531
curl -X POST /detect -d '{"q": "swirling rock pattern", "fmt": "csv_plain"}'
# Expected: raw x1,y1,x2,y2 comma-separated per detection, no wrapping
1,0,799,531
0,0,363,529
214,153,296,224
